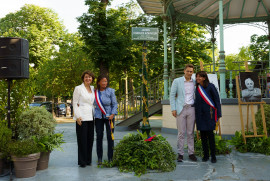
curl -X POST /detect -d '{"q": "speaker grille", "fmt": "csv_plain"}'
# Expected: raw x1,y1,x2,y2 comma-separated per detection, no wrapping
0,58,29,79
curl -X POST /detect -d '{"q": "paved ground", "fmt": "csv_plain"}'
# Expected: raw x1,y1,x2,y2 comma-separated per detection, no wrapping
1,118,270,181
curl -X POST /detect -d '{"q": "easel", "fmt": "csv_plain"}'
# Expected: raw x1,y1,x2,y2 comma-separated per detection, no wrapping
235,62,268,144
196,61,222,140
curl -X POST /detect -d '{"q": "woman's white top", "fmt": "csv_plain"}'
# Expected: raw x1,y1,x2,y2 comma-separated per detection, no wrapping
72,83,94,121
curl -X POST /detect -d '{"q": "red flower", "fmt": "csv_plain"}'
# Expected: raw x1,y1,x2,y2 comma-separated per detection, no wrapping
144,135,156,142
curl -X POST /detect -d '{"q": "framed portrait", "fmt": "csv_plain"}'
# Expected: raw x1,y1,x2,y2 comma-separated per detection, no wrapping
239,72,262,102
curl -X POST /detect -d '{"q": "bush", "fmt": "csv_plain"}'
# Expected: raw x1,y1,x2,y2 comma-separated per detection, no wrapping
111,131,176,176
7,139,40,157
0,121,12,157
17,107,56,140
255,104,270,135
230,131,270,155
229,131,247,153
34,133,65,152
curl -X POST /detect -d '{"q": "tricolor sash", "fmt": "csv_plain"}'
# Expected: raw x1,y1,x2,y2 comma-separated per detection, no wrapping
197,85,218,122
95,89,107,115
94,89,114,140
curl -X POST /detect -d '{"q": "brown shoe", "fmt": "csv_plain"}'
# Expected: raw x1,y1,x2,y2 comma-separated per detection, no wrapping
189,154,197,162
177,154,183,162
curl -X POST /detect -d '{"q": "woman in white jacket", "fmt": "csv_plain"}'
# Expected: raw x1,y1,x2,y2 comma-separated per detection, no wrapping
73,70,95,167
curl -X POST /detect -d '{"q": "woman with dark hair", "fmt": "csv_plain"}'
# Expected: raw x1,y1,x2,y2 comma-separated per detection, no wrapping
194,71,222,163
94,75,118,165
73,70,95,167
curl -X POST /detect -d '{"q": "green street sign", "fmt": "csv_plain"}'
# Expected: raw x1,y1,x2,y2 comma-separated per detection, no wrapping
132,27,159,41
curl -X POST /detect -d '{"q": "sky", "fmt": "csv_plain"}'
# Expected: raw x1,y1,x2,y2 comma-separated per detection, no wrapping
0,0,267,55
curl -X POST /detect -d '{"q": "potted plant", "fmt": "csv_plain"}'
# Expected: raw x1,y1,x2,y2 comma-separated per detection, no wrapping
7,139,40,178
34,133,65,170
0,121,12,175
16,107,64,171
17,107,56,140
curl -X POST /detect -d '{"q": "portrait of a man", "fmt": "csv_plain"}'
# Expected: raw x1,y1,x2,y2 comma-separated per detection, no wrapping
239,72,262,102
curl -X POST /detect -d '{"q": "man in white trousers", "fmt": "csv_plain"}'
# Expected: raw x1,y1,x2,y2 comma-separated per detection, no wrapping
170,64,197,162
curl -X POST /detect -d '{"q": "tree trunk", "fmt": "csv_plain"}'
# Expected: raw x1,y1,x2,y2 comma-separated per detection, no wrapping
101,0,109,4
99,60,109,77
97,0,109,76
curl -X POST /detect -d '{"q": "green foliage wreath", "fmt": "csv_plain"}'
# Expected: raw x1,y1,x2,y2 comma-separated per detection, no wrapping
108,131,176,176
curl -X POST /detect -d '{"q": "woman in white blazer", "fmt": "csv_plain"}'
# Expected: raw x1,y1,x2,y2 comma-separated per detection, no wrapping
73,70,95,167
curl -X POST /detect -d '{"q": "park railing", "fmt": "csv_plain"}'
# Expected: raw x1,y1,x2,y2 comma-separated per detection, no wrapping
115,73,164,122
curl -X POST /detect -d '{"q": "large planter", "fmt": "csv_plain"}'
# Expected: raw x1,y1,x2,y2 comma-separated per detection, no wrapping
37,151,51,170
12,152,40,178
0,153,3,175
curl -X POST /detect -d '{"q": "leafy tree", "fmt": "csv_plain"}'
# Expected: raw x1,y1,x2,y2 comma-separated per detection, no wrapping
35,33,95,100
0,4,66,68
0,4,66,125
172,22,212,68
250,34,269,61
249,34,269,71
78,0,112,75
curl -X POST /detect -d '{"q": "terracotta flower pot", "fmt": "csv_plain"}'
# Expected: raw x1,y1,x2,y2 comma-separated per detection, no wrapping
12,152,40,178
37,151,51,170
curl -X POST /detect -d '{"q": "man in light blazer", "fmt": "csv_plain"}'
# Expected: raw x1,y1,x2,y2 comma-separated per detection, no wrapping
170,64,197,162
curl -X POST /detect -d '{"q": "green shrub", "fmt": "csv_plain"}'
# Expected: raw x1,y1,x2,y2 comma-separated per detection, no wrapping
7,139,40,157
215,135,232,155
110,131,176,176
255,104,270,135
229,131,247,153
17,107,56,140
230,131,270,155
34,133,65,152
194,133,231,157
0,121,12,157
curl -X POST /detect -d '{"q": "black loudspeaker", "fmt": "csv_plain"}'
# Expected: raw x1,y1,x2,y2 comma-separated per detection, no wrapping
0,37,29,79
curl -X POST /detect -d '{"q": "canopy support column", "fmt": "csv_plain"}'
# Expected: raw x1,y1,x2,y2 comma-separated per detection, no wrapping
171,18,175,79
163,15,169,100
219,0,227,98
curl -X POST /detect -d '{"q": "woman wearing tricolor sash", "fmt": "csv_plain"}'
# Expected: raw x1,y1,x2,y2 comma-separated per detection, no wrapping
194,71,222,163
94,75,118,165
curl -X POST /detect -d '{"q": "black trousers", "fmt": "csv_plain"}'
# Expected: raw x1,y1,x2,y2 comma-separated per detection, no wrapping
95,118,114,160
200,130,216,159
76,121,94,165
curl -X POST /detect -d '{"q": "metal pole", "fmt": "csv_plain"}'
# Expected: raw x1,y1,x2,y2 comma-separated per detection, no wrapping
7,79,11,128
219,0,227,98
141,41,151,135
211,25,216,73
6,79,13,180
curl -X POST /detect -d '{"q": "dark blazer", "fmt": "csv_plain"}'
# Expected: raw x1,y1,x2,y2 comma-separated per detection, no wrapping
195,83,222,131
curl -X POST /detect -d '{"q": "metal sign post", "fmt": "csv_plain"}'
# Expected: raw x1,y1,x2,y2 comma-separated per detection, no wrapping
132,27,158,135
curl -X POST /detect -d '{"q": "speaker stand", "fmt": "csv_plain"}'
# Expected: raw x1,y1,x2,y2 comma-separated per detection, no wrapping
7,79,11,128
6,79,13,181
